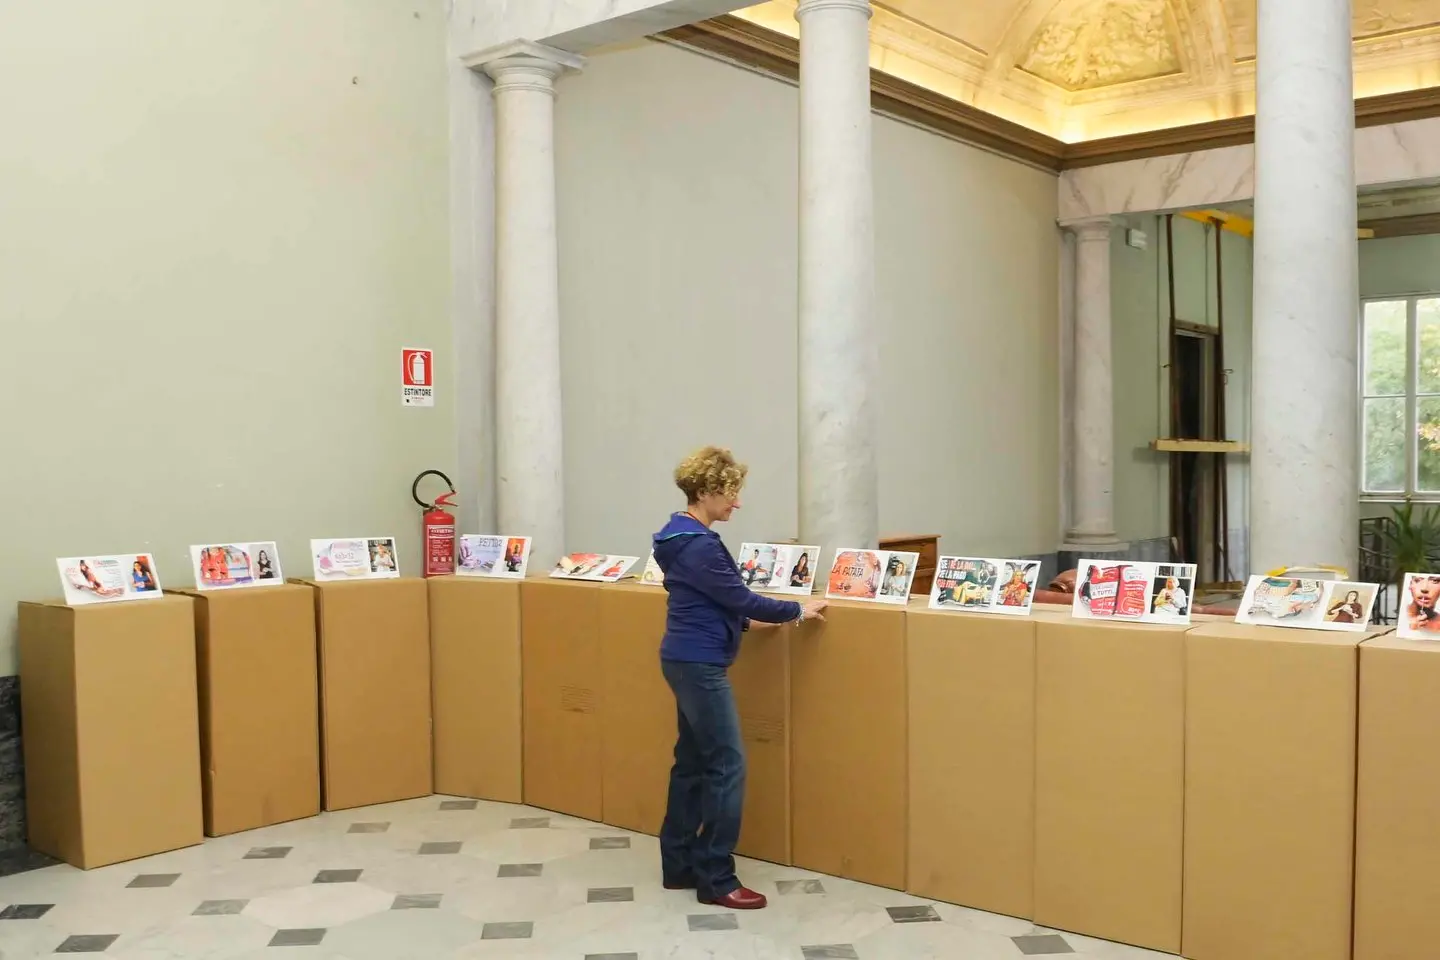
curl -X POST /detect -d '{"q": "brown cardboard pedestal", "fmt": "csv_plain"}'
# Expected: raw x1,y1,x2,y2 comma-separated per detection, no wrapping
907,604,1035,919
791,599,906,889
521,578,604,820
1355,633,1440,960
596,582,794,865
184,584,320,836
1033,615,1185,954
17,596,203,868
428,576,522,803
308,579,432,811
1183,621,1381,960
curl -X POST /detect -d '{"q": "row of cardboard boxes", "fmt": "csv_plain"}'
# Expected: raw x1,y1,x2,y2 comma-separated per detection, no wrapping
15,575,1433,960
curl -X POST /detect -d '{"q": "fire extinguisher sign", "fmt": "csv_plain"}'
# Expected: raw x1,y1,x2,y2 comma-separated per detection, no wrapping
401,348,435,407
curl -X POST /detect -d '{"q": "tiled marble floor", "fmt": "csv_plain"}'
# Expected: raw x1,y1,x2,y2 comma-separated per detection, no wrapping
0,797,1173,959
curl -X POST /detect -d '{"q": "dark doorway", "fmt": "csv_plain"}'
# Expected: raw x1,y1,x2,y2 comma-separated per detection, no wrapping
1171,328,1216,574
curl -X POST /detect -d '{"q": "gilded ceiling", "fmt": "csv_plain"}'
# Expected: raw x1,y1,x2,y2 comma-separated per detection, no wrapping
731,0,1440,141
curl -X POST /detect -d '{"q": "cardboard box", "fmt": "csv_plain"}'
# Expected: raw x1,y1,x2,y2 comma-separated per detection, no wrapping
521,578,604,820
1183,621,1380,960
594,581,795,864
17,596,203,868
728,619,792,866
790,600,906,889
428,577,522,803
1033,615,1185,953
1356,633,1440,960
185,584,319,836
907,605,1034,919
598,582,672,834
309,579,432,811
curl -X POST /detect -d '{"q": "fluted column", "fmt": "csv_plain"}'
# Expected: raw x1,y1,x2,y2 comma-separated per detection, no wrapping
465,41,582,564
1062,215,1125,551
796,0,880,551
1250,0,1358,573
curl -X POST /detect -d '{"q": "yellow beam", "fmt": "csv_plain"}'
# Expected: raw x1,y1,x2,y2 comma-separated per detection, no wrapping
1179,209,1372,240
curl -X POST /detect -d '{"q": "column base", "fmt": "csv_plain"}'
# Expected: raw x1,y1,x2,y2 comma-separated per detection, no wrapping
1060,538,1130,555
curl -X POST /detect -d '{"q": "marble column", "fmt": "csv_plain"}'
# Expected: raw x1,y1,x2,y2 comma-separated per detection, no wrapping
1250,0,1358,574
465,41,582,566
1062,215,1126,552
796,0,880,551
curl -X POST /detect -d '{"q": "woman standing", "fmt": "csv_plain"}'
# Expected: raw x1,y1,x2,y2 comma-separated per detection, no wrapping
652,447,826,910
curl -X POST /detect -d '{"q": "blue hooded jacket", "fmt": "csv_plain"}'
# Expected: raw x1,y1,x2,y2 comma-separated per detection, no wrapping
653,513,804,666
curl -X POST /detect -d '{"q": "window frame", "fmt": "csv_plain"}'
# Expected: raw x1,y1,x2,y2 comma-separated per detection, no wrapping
1360,293,1440,500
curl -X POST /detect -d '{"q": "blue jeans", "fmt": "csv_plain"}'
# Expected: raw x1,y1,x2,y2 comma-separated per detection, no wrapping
659,659,745,900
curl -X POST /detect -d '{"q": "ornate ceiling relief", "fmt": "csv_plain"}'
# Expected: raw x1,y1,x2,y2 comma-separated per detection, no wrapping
1020,0,1182,91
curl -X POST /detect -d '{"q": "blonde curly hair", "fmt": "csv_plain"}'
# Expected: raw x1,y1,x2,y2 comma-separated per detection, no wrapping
674,446,748,504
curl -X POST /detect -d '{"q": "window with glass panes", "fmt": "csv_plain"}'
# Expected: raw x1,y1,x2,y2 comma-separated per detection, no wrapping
1361,297,1440,496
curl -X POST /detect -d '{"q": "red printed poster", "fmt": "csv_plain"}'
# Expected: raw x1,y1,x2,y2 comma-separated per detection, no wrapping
1072,559,1198,625
402,348,435,407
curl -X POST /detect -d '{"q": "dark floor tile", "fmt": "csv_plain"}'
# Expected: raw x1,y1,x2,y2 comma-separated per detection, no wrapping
55,934,119,953
193,899,248,916
244,846,292,860
270,928,327,947
0,847,60,878
587,887,634,903
347,822,389,834
393,893,442,910
313,869,362,884
127,873,180,888
418,841,462,855
1013,934,1075,955
497,863,543,878
689,914,739,932
802,947,859,960
776,879,825,895
584,954,639,960
589,836,630,850
886,905,940,923
481,921,533,940
439,799,478,811
509,817,549,829
0,903,53,919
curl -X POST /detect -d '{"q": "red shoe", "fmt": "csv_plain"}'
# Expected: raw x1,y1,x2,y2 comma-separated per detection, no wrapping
700,887,767,910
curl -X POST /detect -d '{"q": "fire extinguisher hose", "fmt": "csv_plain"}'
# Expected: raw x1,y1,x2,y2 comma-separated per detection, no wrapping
412,469,456,511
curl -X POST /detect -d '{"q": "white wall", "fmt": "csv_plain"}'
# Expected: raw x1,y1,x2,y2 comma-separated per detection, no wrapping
555,40,1060,560
0,1,454,672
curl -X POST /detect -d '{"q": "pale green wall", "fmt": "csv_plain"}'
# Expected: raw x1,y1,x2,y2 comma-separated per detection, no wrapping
1360,235,1440,298
555,40,1060,559
0,1,454,672
1109,215,1254,553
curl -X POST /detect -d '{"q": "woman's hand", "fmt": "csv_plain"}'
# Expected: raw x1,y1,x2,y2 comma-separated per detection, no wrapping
801,599,828,622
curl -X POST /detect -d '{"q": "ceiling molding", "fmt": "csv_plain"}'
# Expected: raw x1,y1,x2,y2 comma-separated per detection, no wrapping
656,14,1440,174
659,16,1065,172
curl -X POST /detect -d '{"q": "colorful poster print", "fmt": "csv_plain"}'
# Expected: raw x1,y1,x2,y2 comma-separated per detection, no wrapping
57,553,163,606
737,543,821,596
311,538,401,581
640,553,664,585
1073,560,1198,625
825,549,919,605
1237,575,1377,633
1399,572,1440,640
190,542,283,590
549,553,638,582
457,535,531,579
930,557,1040,616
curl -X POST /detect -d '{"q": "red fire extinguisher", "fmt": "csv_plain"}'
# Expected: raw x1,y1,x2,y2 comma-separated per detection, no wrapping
413,469,457,578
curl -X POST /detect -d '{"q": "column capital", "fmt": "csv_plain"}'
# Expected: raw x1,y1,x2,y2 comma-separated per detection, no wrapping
1059,214,1116,239
462,40,584,94
796,0,873,20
